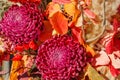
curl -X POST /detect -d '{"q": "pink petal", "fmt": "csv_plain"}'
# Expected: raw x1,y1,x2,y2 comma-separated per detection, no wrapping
109,54,120,69
113,51,120,58
84,9,96,19
95,51,110,66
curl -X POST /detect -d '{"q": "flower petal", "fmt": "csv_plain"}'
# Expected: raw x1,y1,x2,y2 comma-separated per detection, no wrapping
109,54,120,69
95,51,110,66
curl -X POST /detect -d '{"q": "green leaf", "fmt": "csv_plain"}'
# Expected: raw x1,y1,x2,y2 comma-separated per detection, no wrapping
87,64,105,80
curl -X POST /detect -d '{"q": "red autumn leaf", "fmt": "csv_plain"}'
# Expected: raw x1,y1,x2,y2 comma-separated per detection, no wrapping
49,12,68,34
105,40,113,54
29,40,38,50
109,64,120,77
12,54,22,61
113,18,119,32
52,0,71,4
39,21,53,42
23,44,29,50
15,45,24,52
84,8,96,19
112,32,120,51
71,27,81,42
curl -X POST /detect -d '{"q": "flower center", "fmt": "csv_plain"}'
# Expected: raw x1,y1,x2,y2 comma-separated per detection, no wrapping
49,47,70,68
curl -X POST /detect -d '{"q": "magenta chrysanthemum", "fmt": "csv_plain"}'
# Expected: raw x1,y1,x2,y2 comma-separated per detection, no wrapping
0,3,44,45
36,35,87,80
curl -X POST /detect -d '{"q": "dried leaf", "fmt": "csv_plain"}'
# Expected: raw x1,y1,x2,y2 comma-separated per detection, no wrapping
87,64,105,80
113,18,119,32
10,61,24,80
105,40,113,54
64,1,79,17
39,21,53,42
109,65,120,77
49,12,68,34
12,54,23,61
86,45,96,57
95,51,110,66
46,2,61,17
109,54,120,69
64,2,81,26
84,8,96,19
52,0,71,4
71,27,81,42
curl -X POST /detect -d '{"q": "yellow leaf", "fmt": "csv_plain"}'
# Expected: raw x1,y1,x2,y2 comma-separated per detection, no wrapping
64,1,77,17
64,1,80,25
46,2,61,17
87,64,105,80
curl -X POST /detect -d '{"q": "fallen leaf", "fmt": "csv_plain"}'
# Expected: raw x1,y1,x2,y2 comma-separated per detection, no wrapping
109,65,120,77
95,50,110,66
85,0,92,6
113,18,119,32
109,54,120,69
64,1,79,17
87,64,105,80
52,0,71,4
12,54,23,61
46,2,61,17
49,12,68,34
105,40,113,54
10,61,24,80
71,27,81,42
15,45,24,52
39,21,53,42
84,8,96,19
86,45,96,57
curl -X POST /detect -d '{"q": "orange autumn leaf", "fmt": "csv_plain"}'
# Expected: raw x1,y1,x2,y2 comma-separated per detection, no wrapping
71,27,83,42
85,45,96,57
64,1,80,25
64,1,78,17
10,61,24,80
46,2,61,17
49,12,68,34
39,21,53,42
